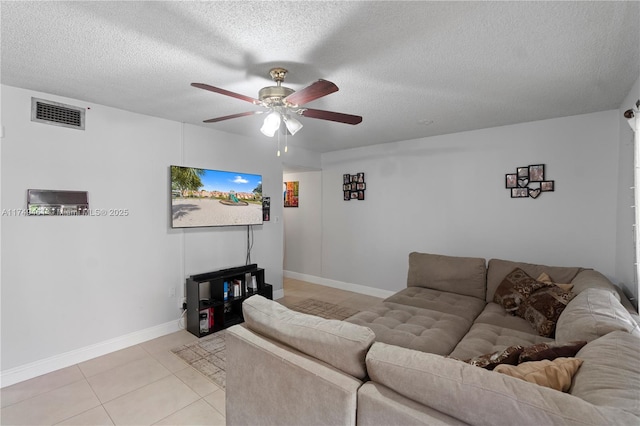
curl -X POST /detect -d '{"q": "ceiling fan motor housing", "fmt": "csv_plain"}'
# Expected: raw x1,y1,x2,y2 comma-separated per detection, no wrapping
259,85,295,106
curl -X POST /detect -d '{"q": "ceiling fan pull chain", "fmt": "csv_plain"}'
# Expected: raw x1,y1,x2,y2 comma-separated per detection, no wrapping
277,128,281,157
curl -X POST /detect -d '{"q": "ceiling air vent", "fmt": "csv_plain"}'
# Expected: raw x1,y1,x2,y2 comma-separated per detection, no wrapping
31,97,85,130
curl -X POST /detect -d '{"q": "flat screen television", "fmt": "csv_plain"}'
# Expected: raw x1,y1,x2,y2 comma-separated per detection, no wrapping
171,165,263,228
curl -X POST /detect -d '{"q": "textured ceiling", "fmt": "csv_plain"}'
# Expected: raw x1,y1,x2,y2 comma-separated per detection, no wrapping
2,1,638,153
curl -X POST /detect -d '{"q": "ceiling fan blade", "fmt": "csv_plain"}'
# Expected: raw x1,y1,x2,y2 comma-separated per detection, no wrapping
203,111,263,123
300,108,363,125
284,79,339,106
192,83,261,105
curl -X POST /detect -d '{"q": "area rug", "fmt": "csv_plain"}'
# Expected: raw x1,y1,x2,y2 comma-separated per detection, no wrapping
171,298,360,388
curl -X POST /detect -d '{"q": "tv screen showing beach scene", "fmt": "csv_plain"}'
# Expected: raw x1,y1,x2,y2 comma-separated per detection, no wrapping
171,165,263,227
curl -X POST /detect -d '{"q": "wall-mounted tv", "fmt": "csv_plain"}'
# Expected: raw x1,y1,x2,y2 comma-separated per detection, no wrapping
171,165,263,228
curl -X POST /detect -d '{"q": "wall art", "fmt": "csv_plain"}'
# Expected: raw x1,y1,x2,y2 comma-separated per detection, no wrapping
262,197,271,221
284,181,299,207
343,172,365,201
505,164,554,199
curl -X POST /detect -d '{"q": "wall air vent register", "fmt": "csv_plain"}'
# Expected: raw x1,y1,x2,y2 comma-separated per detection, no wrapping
31,97,85,130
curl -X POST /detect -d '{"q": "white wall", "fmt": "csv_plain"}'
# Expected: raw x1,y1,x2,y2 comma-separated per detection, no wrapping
321,111,621,293
616,76,640,305
283,171,323,277
0,85,283,383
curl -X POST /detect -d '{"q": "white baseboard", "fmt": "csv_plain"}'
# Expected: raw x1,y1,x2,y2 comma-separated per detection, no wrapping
283,271,395,299
1,320,182,388
272,289,285,300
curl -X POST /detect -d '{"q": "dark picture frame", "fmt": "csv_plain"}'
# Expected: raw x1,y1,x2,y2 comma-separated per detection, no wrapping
541,180,555,192
529,164,545,182
517,167,529,178
511,187,529,198
344,172,367,201
505,174,517,188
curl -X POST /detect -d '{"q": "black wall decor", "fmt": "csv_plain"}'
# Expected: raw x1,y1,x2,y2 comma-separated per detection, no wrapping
343,173,366,201
505,164,554,199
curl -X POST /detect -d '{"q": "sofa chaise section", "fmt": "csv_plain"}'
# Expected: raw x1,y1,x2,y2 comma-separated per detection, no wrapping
225,295,375,426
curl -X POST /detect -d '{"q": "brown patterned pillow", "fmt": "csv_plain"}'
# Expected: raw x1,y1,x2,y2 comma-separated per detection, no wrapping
493,268,552,316
519,341,587,363
522,286,576,337
463,345,524,370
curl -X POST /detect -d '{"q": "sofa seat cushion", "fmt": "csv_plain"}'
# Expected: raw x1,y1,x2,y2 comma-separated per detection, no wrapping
345,302,472,355
384,287,486,323
556,288,640,343
242,295,375,379
449,322,552,360
473,302,538,334
407,252,487,299
570,331,640,416
486,258,583,302
366,342,638,425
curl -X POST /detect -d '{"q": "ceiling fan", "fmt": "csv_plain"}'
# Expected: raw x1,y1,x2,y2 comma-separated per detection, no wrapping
191,68,362,138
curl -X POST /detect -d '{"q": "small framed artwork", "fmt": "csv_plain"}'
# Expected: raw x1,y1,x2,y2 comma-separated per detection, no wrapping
511,187,529,198
284,181,299,207
505,174,517,188
517,167,529,178
541,180,555,192
344,171,366,201
529,164,545,182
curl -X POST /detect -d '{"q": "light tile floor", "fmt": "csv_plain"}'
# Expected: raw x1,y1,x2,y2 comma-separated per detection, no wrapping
0,278,382,425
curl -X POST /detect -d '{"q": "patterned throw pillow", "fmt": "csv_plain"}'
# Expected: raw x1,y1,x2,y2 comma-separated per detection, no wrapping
493,268,552,316
462,345,524,370
518,341,587,363
521,286,576,337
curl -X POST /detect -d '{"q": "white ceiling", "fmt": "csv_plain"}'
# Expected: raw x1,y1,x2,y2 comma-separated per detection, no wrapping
2,1,638,153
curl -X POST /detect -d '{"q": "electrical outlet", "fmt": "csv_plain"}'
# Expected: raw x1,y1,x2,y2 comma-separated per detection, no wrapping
169,286,176,298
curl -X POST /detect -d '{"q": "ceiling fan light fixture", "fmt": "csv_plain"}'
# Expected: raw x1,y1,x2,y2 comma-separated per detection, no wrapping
283,114,303,135
260,111,281,137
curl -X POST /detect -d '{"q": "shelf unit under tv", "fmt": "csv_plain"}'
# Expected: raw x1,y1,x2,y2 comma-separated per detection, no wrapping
186,264,273,338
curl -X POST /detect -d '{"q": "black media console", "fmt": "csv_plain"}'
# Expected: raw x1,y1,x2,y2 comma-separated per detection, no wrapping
186,264,273,338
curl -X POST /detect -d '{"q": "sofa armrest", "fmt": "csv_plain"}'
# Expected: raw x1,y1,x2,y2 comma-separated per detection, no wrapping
365,342,639,425
226,324,362,426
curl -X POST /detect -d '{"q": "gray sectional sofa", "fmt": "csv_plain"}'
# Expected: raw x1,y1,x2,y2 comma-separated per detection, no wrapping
226,253,640,425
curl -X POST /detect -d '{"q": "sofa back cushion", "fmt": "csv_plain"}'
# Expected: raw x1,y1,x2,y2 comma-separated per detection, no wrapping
570,331,640,417
407,252,486,300
555,288,640,343
242,295,375,379
486,259,583,302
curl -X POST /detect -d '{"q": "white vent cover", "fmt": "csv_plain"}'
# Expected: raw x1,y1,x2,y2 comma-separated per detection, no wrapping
31,97,85,130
